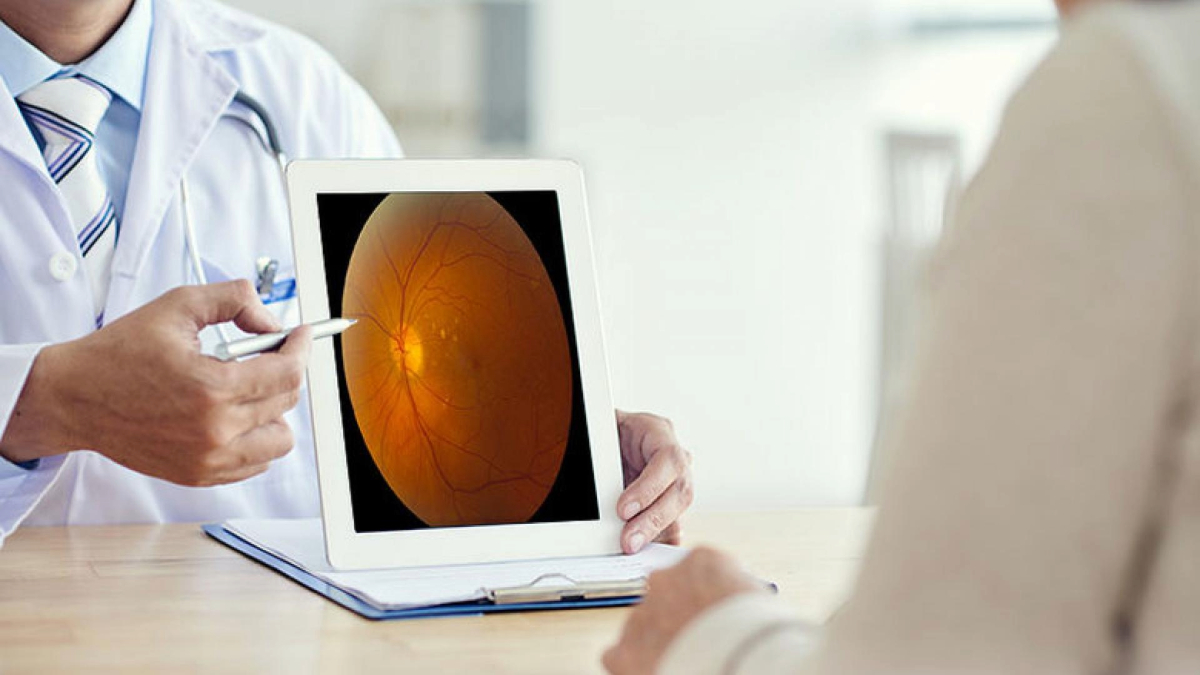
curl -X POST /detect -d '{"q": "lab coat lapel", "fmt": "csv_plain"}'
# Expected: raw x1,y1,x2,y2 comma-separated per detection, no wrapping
107,0,238,313
0,87,50,181
0,80,73,235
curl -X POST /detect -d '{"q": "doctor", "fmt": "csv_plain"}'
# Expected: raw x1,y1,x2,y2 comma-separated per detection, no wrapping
0,0,693,553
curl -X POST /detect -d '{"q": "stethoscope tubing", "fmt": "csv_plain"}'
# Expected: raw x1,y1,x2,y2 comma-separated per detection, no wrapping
180,90,288,345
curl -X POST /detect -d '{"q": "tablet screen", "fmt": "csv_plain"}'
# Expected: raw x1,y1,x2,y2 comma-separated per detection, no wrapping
316,191,600,533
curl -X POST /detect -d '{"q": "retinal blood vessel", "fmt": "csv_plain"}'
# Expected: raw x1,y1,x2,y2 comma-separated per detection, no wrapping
341,192,573,527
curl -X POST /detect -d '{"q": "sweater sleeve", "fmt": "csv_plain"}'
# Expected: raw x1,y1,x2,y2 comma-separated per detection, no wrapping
659,594,817,675
657,8,1198,673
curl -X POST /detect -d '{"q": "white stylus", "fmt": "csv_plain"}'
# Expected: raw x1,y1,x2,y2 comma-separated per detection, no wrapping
213,318,357,362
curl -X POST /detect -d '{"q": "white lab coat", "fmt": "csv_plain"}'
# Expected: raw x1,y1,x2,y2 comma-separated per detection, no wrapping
0,0,401,541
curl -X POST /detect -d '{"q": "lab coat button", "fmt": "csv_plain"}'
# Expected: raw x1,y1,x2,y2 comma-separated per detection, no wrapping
49,252,77,282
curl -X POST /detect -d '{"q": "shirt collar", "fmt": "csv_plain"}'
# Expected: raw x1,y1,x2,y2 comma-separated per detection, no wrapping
0,0,152,110
0,19,60,97
75,0,153,111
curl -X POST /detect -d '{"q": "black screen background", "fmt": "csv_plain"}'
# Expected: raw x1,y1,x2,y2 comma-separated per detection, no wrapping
316,191,600,532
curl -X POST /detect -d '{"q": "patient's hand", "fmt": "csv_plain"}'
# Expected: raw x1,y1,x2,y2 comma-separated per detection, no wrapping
615,411,694,553
604,547,764,675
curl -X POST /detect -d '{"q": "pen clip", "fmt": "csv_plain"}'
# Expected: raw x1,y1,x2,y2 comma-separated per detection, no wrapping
255,257,279,296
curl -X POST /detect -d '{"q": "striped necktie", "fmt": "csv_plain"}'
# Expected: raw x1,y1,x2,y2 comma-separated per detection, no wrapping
18,75,117,318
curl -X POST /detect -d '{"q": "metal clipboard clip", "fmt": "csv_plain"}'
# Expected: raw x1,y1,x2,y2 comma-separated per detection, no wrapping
487,573,647,605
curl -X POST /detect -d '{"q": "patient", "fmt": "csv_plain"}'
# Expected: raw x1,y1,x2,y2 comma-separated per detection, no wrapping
605,0,1200,672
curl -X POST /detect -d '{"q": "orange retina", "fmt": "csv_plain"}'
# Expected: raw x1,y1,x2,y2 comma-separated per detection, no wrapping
342,193,573,527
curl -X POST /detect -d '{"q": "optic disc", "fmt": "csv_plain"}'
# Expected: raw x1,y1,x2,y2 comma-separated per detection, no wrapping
391,325,423,374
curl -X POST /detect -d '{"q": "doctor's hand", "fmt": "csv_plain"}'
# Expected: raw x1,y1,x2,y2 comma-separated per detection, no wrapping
0,280,312,487
616,411,694,554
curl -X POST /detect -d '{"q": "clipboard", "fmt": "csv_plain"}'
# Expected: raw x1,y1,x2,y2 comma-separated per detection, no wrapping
203,524,646,620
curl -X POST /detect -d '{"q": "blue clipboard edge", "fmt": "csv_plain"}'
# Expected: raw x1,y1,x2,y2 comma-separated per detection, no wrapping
202,523,642,621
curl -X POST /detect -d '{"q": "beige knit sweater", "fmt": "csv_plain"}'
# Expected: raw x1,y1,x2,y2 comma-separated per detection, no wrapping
661,2,1200,673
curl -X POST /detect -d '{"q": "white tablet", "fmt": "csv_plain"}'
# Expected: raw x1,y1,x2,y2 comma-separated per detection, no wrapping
287,159,624,570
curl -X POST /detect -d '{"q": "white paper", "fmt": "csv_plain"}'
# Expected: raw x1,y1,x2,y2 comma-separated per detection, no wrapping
224,518,688,610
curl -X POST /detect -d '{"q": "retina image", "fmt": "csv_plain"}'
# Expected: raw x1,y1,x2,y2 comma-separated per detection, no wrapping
317,191,600,532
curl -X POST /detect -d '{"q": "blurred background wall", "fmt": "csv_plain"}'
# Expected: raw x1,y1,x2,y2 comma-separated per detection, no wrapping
224,0,1056,511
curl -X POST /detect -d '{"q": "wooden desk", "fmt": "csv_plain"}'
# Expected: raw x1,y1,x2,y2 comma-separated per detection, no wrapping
0,509,871,673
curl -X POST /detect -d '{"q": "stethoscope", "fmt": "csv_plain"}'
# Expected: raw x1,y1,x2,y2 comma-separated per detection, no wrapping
178,91,287,343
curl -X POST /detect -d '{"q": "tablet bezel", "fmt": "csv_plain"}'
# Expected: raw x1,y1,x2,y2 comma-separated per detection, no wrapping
287,159,624,570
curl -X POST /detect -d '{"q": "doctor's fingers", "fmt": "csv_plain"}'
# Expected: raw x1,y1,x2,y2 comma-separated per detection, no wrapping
621,476,694,554
655,521,683,546
224,326,313,403
214,463,272,486
618,413,676,464
169,280,281,334
233,388,304,433
617,441,692,523
200,419,295,486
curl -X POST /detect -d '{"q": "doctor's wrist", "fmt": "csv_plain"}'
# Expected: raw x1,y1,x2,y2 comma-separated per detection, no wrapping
0,342,81,463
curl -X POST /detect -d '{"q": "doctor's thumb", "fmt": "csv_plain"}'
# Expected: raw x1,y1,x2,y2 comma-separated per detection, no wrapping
279,324,314,362
174,280,282,334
